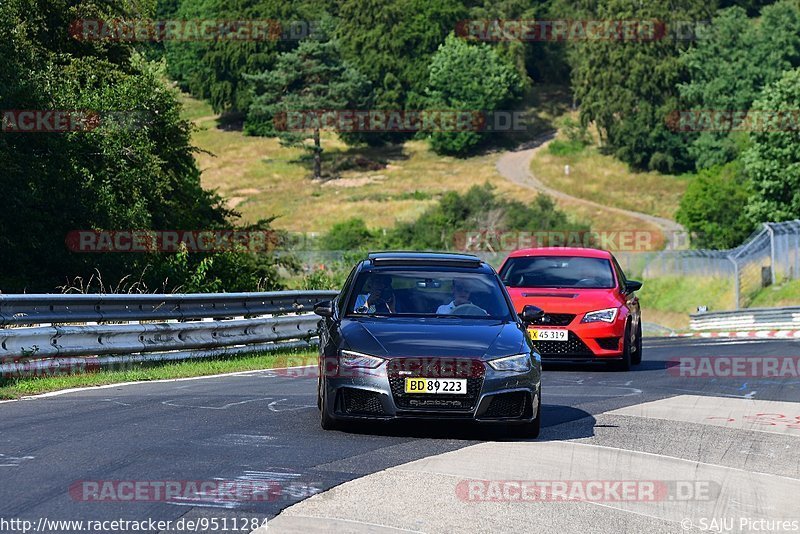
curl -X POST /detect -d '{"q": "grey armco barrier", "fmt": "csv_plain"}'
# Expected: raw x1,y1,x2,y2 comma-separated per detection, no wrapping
690,306,800,331
0,291,338,377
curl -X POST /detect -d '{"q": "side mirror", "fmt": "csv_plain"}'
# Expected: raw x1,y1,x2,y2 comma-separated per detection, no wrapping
625,280,643,293
519,305,545,324
313,300,334,318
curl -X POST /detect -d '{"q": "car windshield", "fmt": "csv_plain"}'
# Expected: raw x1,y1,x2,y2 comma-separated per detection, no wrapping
500,256,616,289
346,270,513,320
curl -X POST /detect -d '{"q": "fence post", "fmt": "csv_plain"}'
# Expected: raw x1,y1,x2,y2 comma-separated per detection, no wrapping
792,224,800,279
729,255,740,310
765,223,776,285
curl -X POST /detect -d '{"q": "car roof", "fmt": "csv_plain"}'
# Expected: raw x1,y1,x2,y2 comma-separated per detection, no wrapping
364,251,488,270
506,247,613,259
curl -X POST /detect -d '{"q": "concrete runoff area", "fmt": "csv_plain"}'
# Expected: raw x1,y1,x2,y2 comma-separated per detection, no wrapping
264,396,800,534
606,394,800,436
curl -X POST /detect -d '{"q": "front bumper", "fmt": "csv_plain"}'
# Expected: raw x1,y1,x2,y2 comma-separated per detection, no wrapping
323,359,540,424
531,316,627,361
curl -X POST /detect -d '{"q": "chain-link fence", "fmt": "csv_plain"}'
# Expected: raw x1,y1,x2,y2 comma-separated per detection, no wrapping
281,221,800,311
640,221,800,309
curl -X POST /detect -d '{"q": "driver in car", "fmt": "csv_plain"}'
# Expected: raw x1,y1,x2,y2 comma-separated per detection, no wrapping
354,274,396,313
436,280,486,315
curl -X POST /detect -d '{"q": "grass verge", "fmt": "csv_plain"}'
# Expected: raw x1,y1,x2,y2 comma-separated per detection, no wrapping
0,348,317,400
638,276,735,330
749,279,800,308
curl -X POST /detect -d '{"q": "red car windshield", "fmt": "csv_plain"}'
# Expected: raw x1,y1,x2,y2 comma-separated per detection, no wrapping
500,256,616,289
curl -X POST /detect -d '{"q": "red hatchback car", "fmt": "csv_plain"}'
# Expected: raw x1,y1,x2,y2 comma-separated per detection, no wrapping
498,247,643,370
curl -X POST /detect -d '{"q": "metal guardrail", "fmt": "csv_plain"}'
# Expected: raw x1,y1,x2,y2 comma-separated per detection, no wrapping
0,290,338,376
690,307,800,331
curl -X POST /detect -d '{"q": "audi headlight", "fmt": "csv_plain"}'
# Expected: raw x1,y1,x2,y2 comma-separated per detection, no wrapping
581,307,619,323
340,350,384,369
488,353,532,372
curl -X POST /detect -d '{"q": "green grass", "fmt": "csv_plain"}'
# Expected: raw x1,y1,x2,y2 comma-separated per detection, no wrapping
547,139,588,156
749,279,800,308
638,276,735,330
0,349,317,399
531,114,689,221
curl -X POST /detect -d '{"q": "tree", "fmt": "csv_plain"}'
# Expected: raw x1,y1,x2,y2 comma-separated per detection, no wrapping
567,0,713,173
335,0,466,110
743,68,800,224
164,0,333,114
679,2,800,169
0,0,284,292
676,162,754,249
245,32,371,179
424,34,524,156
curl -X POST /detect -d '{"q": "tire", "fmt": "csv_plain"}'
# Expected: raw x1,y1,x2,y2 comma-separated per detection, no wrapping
316,376,322,410
631,322,643,366
319,380,338,430
613,323,633,371
511,393,541,439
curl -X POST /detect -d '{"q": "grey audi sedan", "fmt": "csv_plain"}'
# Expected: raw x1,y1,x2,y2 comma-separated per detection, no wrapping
313,251,544,436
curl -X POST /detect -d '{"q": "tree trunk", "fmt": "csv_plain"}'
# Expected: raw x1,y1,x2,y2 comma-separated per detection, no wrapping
313,127,321,180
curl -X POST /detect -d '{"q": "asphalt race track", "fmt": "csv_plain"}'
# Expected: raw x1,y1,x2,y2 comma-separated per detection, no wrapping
2,337,799,533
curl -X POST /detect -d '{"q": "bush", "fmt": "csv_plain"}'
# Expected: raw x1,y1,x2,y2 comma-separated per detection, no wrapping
676,162,755,249
383,183,587,250
548,139,587,156
323,218,376,250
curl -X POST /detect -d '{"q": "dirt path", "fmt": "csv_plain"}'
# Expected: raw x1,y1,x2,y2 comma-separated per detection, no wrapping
496,133,687,250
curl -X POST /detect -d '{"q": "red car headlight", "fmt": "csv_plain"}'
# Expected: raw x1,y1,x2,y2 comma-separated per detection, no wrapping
581,307,619,323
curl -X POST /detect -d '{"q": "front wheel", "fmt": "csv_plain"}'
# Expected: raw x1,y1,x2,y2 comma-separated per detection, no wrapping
631,322,643,366
319,380,338,430
510,393,541,439
613,323,633,371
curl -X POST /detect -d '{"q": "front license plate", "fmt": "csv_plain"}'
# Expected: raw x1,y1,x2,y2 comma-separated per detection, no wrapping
404,378,467,394
528,328,568,342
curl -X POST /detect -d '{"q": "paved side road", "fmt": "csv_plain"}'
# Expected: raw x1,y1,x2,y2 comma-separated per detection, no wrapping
0,337,797,533
495,134,687,250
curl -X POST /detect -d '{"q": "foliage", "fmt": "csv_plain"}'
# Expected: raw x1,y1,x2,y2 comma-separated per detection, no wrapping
424,34,525,156
567,0,713,173
164,0,333,114
323,218,375,250
384,183,587,250
548,117,591,155
0,0,287,292
335,0,466,110
676,162,755,249
679,2,800,169
742,68,800,224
